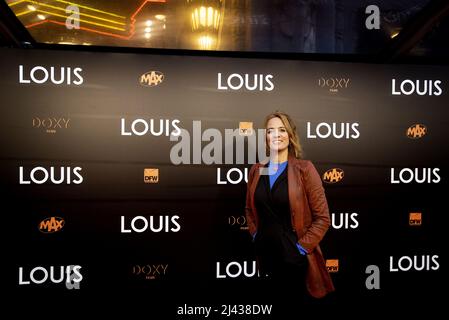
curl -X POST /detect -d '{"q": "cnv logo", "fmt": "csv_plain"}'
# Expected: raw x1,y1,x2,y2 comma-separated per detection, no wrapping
406,124,427,139
39,217,65,233
140,71,164,87
322,168,344,184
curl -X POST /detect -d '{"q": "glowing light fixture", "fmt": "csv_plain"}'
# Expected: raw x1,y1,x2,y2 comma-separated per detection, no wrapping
391,31,400,39
9,0,127,31
188,0,223,50
14,0,168,42
37,14,45,20
144,27,152,33
145,20,153,26
198,35,214,50
155,14,165,21
191,5,220,31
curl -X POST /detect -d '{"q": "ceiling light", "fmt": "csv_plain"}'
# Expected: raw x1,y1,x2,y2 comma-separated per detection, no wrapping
37,14,46,20
145,20,153,27
144,27,152,33
198,35,214,50
391,31,400,39
191,6,220,31
27,5,37,11
155,15,166,21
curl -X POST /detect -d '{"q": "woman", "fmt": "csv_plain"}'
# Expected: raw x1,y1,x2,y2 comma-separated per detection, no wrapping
245,111,334,299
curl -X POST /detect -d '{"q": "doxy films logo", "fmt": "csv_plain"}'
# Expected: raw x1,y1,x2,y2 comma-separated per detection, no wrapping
133,264,168,280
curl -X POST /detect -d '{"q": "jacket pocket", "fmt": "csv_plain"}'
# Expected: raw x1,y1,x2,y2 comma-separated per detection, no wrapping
282,230,307,265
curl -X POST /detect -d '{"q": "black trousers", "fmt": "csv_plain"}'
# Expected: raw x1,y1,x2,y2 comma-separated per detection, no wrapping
254,228,308,300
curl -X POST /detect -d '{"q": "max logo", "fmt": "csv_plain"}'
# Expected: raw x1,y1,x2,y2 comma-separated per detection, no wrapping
406,124,427,139
39,217,65,233
140,71,164,87
322,168,344,183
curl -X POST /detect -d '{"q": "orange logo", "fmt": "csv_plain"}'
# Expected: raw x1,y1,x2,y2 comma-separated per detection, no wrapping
406,124,427,139
322,168,344,183
39,217,65,233
326,259,339,273
239,122,253,136
409,212,422,226
140,71,164,87
144,168,159,183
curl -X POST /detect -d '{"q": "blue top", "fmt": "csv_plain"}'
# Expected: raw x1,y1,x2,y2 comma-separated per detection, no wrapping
268,160,288,189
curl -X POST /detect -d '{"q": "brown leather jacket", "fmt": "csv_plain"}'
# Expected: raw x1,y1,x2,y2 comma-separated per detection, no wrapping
245,154,335,298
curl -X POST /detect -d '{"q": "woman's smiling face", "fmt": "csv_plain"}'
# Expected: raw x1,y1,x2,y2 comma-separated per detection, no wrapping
266,117,290,154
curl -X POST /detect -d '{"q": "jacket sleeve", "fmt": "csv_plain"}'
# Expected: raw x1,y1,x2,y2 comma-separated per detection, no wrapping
245,164,258,236
298,161,331,253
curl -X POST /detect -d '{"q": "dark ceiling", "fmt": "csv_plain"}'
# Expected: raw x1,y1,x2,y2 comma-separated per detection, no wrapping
0,0,448,63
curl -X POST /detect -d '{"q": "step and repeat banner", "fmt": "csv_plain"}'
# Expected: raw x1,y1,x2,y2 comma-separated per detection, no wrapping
1,48,447,310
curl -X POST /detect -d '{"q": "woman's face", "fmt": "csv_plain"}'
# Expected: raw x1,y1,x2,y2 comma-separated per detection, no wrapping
266,117,290,154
